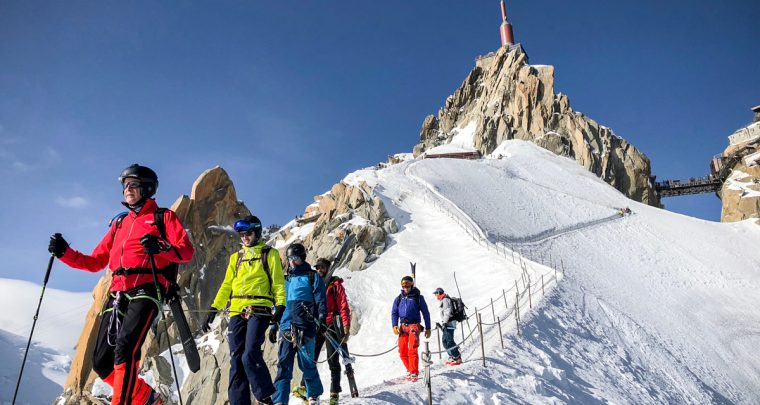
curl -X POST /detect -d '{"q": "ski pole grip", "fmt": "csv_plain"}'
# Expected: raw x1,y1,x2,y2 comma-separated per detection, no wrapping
44,233,59,285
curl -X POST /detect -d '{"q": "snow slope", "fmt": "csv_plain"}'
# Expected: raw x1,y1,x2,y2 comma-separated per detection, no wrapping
313,140,760,404
0,278,92,405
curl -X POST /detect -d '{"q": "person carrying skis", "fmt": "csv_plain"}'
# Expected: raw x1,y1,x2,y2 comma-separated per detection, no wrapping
391,276,431,382
202,215,286,405
48,164,194,405
271,243,327,405
293,258,352,404
433,287,462,365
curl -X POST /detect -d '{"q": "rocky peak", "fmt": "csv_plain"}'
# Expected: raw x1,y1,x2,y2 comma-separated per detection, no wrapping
413,45,658,206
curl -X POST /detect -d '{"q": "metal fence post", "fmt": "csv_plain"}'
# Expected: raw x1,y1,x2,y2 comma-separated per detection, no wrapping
528,282,532,309
490,298,496,323
436,327,442,360
477,313,486,368
503,289,509,311
497,313,504,349
542,274,545,296
515,290,521,336
425,341,432,405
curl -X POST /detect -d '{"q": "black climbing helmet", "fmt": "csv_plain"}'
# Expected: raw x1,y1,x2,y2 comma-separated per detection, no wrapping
119,164,159,198
315,258,331,271
234,215,263,239
286,243,307,261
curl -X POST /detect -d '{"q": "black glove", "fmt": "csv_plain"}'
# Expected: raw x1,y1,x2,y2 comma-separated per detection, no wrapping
48,233,68,258
272,305,285,324
140,234,169,255
317,318,328,335
268,325,278,344
201,307,217,333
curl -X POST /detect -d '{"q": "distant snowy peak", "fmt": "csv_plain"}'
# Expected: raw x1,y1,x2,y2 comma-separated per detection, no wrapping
413,44,658,206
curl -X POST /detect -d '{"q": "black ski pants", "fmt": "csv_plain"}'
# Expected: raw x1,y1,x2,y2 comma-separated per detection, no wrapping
302,326,346,393
92,283,161,404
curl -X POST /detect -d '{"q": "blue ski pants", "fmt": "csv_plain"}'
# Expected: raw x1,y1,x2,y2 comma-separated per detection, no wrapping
273,332,324,404
442,321,461,359
227,314,276,404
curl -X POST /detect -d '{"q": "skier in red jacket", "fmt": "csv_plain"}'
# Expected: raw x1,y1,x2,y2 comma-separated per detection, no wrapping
48,164,194,405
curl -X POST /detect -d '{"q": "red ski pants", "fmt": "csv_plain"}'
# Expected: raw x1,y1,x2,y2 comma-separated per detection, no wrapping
398,323,421,374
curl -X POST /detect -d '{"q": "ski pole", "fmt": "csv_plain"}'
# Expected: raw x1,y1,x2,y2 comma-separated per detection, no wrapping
12,248,56,405
147,251,184,405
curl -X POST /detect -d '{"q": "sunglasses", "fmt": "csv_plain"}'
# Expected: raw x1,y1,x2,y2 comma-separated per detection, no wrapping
401,282,413,288
238,230,254,237
315,264,328,270
122,181,141,190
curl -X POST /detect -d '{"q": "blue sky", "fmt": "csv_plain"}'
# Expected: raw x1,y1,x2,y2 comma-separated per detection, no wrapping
1,1,757,291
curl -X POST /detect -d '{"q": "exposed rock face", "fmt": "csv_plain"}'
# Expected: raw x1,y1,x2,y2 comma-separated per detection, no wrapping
59,166,252,404
413,45,658,206
720,121,760,223
273,180,394,275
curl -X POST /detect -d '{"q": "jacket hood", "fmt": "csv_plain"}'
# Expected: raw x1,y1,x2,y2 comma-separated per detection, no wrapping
327,276,344,286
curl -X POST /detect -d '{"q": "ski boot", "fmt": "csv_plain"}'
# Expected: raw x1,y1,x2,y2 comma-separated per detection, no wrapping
329,392,339,405
308,397,320,404
292,385,308,401
256,396,274,405
406,373,418,382
445,357,462,366
144,390,164,405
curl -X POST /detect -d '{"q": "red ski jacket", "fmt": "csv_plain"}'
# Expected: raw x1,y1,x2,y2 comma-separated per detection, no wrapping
325,276,351,330
60,199,194,292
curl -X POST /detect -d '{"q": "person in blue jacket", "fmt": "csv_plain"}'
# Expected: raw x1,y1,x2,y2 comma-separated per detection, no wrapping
391,275,431,382
271,243,327,405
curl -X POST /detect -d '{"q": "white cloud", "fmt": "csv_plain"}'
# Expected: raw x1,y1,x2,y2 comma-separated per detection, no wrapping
55,196,90,208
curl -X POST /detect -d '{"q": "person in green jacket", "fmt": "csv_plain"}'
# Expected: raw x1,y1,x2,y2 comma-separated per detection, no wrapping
202,215,286,405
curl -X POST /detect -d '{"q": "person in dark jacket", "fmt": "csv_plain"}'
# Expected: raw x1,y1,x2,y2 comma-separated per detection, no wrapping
391,275,431,382
49,164,194,405
433,287,461,365
272,243,327,405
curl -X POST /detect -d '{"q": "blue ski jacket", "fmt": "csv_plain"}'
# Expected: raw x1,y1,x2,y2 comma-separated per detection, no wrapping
280,262,327,335
391,287,431,329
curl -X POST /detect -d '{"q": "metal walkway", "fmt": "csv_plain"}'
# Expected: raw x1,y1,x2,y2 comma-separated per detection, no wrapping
654,176,722,197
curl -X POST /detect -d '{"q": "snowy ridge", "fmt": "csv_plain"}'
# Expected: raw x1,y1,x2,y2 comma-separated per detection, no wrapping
325,140,760,404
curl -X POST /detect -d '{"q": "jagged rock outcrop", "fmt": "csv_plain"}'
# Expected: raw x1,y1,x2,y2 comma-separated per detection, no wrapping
274,180,394,274
58,166,252,404
720,119,760,223
413,45,658,206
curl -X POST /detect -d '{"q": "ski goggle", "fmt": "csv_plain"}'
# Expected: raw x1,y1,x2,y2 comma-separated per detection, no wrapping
122,181,141,190
287,255,301,262
233,219,262,233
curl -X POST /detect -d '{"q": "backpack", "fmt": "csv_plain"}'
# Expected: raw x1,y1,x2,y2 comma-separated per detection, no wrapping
449,296,467,322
